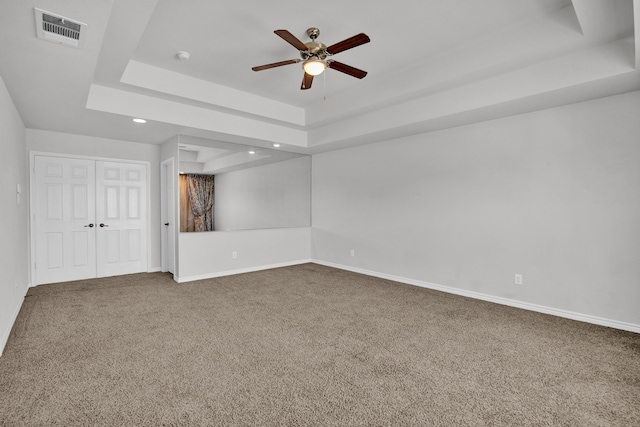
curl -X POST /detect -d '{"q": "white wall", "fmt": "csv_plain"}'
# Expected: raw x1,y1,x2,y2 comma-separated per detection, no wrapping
26,130,162,271
312,91,640,328
0,76,29,356
178,227,311,281
215,156,311,231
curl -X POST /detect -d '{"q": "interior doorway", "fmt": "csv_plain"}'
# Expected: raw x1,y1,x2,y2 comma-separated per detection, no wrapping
161,158,176,275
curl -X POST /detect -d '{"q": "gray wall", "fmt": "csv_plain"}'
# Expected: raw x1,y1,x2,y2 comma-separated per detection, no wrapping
0,76,29,355
214,156,311,231
311,91,640,326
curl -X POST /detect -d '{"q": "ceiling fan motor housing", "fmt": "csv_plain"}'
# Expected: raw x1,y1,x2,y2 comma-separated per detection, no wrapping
299,28,327,60
251,27,370,89
301,41,327,60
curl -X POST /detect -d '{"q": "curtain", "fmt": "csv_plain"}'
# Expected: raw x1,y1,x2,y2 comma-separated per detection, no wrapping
186,174,214,232
179,175,195,232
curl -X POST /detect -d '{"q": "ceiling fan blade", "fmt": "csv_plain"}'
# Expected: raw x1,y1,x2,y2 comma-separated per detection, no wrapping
274,29,309,51
327,61,368,79
326,33,370,55
301,72,314,90
252,59,300,72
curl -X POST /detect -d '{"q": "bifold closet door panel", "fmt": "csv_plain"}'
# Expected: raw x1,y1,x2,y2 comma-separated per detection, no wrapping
95,161,148,278
33,156,97,285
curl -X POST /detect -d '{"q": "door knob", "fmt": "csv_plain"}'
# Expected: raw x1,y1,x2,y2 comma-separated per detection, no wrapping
99,223,109,228
84,223,94,228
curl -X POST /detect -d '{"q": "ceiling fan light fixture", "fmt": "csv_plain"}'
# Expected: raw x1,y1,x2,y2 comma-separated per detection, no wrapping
303,59,326,76
252,28,369,90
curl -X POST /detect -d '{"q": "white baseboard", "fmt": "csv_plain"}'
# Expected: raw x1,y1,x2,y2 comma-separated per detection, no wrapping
312,259,640,334
0,285,29,357
176,259,312,283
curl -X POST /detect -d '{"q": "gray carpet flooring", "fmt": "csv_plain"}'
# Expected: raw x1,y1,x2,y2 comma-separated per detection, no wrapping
1,263,638,426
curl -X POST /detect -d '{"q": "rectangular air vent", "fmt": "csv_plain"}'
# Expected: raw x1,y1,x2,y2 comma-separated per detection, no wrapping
34,8,87,48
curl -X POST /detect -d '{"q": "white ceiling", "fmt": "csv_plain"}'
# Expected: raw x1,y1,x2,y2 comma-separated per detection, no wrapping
0,0,638,155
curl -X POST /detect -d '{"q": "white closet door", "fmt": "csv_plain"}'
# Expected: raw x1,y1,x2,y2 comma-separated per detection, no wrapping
34,156,96,284
95,161,148,277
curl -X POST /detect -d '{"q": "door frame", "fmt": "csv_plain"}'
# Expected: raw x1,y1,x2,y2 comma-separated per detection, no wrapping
161,157,176,276
29,151,152,286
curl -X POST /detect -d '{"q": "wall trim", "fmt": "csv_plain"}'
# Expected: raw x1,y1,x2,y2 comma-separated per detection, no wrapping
312,259,640,334
176,259,312,283
0,285,29,357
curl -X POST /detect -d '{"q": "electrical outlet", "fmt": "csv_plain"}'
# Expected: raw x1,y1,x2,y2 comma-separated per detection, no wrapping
350,249,355,257
232,251,237,259
515,274,523,285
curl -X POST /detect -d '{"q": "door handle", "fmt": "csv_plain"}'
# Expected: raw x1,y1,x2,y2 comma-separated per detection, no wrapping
84,224,94,228
164,223,169,226
99,223,109,228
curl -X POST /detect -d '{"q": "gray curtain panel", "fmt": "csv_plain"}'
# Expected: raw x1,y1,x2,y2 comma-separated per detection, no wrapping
186,174,214,232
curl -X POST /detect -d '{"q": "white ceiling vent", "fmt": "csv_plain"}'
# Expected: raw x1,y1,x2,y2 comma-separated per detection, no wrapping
34,8,87,48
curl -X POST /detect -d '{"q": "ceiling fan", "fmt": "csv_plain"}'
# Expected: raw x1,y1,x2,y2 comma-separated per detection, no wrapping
252,27,370,90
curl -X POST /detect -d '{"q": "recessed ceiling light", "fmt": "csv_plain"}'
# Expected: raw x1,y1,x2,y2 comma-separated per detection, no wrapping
248,151,255,154
272,143,281,148
132,118,147,124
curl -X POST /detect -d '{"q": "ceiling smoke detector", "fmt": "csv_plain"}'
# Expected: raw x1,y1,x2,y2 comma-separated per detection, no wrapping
34,8,87,48
176,51,190,61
